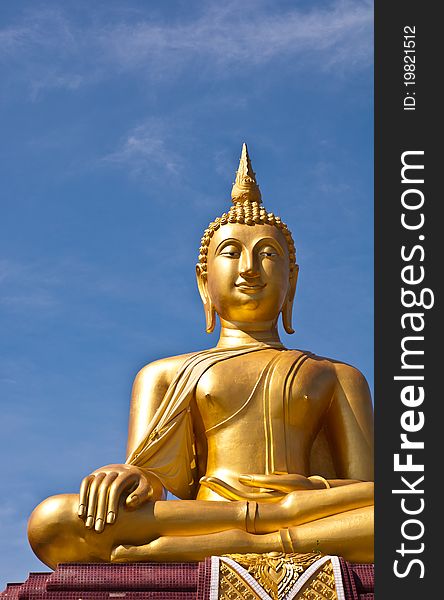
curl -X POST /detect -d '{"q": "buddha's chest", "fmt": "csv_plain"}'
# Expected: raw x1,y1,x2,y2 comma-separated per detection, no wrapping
195,351,334,437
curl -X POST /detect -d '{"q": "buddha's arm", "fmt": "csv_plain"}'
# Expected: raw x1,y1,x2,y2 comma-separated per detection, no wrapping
325,363,374,482
78,354,194,534
126,357,188,458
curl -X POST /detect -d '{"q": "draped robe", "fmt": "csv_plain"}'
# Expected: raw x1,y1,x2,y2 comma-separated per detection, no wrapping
126,344,336,500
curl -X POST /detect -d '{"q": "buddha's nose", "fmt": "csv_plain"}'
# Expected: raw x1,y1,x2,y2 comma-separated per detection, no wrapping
239,251,259,278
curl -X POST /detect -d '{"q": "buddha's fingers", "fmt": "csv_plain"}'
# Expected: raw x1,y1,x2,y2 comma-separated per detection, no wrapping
94,472,119,533
200,476,282,501
106,474,139,524
124,477,153,509
239,473,314,493
78,475,94,519
85,473,106,529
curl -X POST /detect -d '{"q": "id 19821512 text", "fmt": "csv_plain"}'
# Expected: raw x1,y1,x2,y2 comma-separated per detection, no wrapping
403,26,416,111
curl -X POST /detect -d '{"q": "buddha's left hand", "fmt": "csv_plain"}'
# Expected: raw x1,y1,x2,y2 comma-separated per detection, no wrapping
238,473,327,493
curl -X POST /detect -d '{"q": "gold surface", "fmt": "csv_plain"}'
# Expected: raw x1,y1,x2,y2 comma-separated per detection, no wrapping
230,142,262,204
300,562,337,600
219,561,263,600
224,552,322,600
218,553,338,600
28,144,374,569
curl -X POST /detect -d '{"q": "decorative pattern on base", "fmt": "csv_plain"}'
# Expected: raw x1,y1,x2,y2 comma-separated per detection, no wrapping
0,556,373,599
211,553,343,600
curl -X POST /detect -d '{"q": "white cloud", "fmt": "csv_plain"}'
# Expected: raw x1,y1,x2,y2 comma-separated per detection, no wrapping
102,118,184,179
0,1,373,98
0,259,61,312
0,254,199,325
100,0,372,72
29,72,84,101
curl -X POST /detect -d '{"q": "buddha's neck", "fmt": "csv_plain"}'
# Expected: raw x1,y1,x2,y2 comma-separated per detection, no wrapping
217,319,284,349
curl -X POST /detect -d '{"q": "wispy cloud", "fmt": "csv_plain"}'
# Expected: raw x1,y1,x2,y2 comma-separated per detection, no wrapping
0,254,199,327
311,160,353,195
0,1,372,99
0,8,90,99
101,0,372,72
102,118,184,180
0,258,63,313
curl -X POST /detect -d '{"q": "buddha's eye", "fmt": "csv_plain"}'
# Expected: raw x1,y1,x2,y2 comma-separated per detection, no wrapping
220,245,241,258
259,246,279,258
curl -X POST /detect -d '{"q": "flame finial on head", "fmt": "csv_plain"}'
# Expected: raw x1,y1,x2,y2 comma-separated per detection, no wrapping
198,142,296,283
231,143,262,204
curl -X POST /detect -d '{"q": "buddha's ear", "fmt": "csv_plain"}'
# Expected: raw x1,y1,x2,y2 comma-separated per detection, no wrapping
195,264,216,333
282,264,299,334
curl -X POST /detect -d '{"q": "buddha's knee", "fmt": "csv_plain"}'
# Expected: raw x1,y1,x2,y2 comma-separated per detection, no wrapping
28,493,98,568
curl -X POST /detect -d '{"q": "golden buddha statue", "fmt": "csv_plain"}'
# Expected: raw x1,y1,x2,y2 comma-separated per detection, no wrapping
28,144,374,569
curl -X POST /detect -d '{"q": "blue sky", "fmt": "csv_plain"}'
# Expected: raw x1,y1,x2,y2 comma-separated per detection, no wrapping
0,0,373,588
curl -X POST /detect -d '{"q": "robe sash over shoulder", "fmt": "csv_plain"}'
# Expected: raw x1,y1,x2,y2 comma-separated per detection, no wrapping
126,344,309,499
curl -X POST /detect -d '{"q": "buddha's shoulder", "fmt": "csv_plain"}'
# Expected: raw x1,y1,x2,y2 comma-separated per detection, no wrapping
133,351,199,387
295,350,369,386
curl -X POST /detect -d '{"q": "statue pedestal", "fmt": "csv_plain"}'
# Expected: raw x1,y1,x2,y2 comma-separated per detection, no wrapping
0,558,374,599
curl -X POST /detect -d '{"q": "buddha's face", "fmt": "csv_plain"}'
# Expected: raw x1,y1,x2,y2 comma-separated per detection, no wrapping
202,223,294,325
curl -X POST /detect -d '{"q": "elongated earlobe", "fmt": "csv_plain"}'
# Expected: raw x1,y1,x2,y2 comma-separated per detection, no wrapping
282,265,299,335
196,265,217,333
204,300,216,333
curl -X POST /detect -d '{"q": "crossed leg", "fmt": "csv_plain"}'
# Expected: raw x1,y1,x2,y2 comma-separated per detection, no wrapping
28,482,374,568
112,506,373,564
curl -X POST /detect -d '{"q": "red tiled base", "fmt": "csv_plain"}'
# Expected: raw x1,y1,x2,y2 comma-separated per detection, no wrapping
1,559,373,599
339,559,375,599
48,562,200,591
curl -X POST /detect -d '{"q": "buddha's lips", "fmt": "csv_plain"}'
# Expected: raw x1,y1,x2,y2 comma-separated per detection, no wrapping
235,283,266,292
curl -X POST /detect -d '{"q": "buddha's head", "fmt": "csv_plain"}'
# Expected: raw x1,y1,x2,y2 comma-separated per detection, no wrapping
196,144,299,334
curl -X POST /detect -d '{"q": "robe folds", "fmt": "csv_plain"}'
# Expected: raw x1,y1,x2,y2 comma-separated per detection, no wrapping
126,343,334,500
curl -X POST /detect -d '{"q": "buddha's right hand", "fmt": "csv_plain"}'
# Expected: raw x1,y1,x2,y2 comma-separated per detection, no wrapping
78,464,160,533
